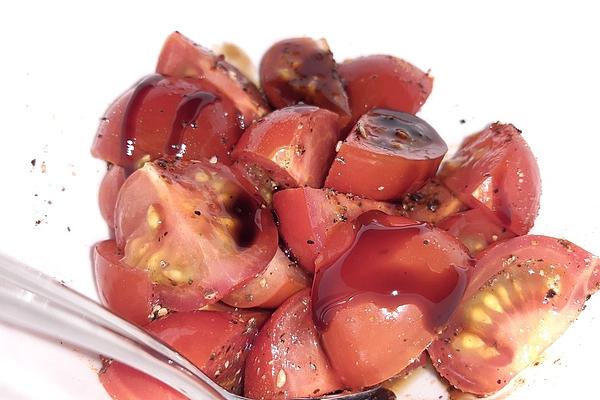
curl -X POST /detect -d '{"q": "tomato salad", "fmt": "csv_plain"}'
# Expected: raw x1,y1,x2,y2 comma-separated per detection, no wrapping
91,32,599,399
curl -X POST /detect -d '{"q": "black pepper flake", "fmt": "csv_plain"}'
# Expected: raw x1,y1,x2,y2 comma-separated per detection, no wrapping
497,379,502,384
423,239,430,245
307,239,315,245
67,226,71,232
459,119,466,124
194,210,202,216
545,288,557,299
35,219,42,225
30,159,36,167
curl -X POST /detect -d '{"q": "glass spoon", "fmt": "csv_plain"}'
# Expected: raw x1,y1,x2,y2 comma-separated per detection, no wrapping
0,252,394,400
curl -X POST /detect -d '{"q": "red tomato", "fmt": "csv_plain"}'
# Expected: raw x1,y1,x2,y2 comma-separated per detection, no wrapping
438,123,541,235
93,240,154,326
428,236,597,396
338,55,433,128
312,212,470,388
232,105,340,194
92,75,243,171
222,247,310,309
244,289,343,399
156,31,269,127
100,310,268,399
273,187,402,273
260,37,350,121
401,178,467,224
437,208,515,255
325,109,447,201
114,159,278,311
98,164,127,229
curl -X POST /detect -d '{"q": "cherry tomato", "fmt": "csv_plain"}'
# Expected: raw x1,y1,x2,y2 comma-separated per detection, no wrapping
100,310,268,399
114,158,278,311
98,164,127,229
338,55,433,128
156,31,269,127
244,289,344,399
325,109,447,201
92,75,243,171
93,240,154,326
260,37,350,121
401,178,467,224
428,235,597,396
438,123,541,235
232,105,340,195
222,247,310,309
437,208,515,255
273,187,402,273
312,211,470,388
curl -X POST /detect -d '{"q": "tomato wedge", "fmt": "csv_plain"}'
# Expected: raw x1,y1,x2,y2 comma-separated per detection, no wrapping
260,37,350,120
312,212,470,388
114,158,278,311
244,289,344,399
338,55,433,128
325,109,447,201
156,31,269,126
273,187,402,273
222,247,310,309
438,123,541,235
100,310,268,399
428,235,597,396
98,164,127,229
401,178,467,224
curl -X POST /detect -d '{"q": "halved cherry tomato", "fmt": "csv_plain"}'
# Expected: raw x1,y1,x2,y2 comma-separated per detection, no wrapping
100,310,268,399
325,109,447,201
156,31,269,126
401,178,467,224
114,158,278,311
222,247,310,309
92,75,243,171
232,105,340,194
338,55,433,128
273,187,402,273
428,235,597,396
260,37,350,121
244,289,344,399
98,164,127,229
93,240,155,326
438,123,541,235
437,208,515,255
312,211,470,388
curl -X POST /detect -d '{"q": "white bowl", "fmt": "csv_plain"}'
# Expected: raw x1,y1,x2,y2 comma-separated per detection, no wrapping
1,1,599,399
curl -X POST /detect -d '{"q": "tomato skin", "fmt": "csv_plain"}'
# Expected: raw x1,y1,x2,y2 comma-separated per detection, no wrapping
401,179,467,224
156,31,269,126
98,164,127,230
439,123,541,235
232,105,340,191
260,37,350,121
273,187,402,273
92,75,243,170
114,159,278,311
223,247,310,309
428,235,597,396
325,109,447,201
437,208,515,255
100,310,268,399
244,289,343,399
312,212,471,388
338,55,432,128
93,240,155,326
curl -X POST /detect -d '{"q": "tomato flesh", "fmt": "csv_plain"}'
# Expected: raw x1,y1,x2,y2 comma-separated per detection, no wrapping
312,212,470,388
98,164,127,229
428,235,597,396
438,123,541,235
114,159,278,311
244,289,343,399
401,178,467,224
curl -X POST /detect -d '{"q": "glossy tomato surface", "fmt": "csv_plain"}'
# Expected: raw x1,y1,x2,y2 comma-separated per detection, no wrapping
428,235,597,396
439,123,541,236
100,310,268,399
114,159,278,311
244,289,343,399
98,164,127,230
325,109,447,201
312,212,471,388
273,187,401,273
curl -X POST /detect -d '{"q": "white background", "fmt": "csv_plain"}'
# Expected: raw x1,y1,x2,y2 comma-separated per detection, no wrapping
0,1,599,399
